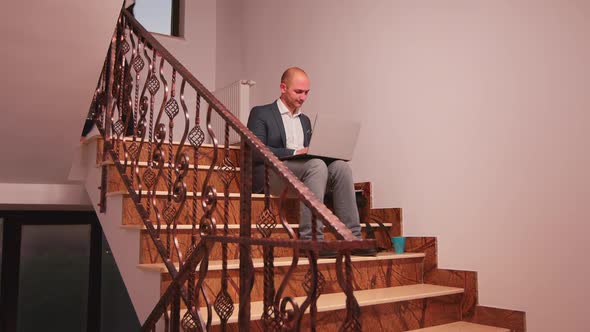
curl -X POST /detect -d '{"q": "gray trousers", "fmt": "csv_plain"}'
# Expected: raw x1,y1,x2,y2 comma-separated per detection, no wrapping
271,158,362,240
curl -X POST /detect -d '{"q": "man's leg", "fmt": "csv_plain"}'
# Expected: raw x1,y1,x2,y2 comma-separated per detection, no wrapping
270,159,329,240
327,160,362,238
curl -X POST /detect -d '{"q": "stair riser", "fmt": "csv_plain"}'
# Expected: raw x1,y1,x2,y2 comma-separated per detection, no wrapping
212,295,462,331
96,139,240,167
107,164,240,193
121,196,299,226
139,228,393,263
162,257,424,306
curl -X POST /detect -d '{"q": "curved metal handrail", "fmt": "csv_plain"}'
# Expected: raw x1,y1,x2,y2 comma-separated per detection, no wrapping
90,9,374,331
121,10,366,242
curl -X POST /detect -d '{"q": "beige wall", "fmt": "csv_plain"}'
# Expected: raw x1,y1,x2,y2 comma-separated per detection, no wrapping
155,0,217,89
0,0,121,184
232,1,590,331
216,0,245,89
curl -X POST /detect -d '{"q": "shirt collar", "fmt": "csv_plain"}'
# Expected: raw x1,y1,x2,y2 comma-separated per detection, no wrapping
276,99,301,117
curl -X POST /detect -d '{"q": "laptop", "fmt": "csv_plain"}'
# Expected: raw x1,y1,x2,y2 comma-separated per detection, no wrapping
281,113,361,162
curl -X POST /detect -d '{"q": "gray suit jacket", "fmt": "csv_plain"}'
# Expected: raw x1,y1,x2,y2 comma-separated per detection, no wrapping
246,101,312,193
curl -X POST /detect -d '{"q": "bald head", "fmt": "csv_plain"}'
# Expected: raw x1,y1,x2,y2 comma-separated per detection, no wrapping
279,67,310,113
281,67,308,85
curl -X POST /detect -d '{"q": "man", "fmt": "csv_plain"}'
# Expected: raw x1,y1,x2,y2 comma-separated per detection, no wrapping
247,67,375,257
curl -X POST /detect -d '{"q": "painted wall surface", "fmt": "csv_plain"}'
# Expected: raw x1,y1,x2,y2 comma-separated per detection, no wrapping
0,0,121,184
236,1,590,331
154,0,217,90
0,183,91,210
215,0,244,89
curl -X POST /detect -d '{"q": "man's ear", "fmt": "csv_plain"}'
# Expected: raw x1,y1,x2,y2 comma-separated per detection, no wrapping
279,82,287,93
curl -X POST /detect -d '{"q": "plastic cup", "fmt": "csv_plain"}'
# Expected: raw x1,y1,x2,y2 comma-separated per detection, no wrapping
391,236,406,254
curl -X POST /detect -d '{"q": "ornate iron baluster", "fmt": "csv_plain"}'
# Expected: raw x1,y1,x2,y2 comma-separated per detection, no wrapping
127,32,142,189
214,122,236,329
257,162,279,329
336,252,362,332
301,214,325,331
183,90,206,330
168,70,190,268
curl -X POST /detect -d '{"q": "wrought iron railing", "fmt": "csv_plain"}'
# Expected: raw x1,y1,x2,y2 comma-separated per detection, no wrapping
90,9,375,331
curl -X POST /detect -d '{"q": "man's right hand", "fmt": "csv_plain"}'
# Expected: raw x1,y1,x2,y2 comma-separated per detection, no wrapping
295,147,309,155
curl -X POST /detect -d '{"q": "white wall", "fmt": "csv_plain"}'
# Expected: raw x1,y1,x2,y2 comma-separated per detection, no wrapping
0,0,122,184
215,0,244,89
154,0,217,90
0,183,91,210
234,1,590,331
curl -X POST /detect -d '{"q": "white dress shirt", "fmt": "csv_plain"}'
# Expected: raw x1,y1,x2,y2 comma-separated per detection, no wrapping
276,99,304,154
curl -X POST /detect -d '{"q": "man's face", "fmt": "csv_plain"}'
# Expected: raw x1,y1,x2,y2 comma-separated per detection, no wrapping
280,73,310,112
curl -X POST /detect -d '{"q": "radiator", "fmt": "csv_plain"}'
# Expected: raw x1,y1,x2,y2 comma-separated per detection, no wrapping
211,80,256,145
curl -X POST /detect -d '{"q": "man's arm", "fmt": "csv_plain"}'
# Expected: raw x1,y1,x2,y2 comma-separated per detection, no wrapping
247,107,295,158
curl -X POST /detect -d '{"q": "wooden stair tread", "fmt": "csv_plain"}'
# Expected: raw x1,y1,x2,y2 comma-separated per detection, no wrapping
180,284,463,325
137,251,425,272
84,134,240,149
108,189,364,199
107,190,267,198
122,222,393,230
410,322,510,331
102,160,241,170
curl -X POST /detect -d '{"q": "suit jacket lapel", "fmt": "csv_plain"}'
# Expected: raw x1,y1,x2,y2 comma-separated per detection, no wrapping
301,115,311,147
270,102,287,148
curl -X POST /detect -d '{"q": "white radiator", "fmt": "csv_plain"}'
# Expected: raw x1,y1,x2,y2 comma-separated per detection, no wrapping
211,80,256,145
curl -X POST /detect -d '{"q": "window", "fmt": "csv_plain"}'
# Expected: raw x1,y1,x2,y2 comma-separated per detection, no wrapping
128,0,182,37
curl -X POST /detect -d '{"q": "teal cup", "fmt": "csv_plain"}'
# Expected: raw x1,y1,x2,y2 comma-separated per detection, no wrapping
392,236,406,254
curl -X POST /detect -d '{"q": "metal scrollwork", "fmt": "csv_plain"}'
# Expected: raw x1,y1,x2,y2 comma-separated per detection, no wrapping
89,9,372,332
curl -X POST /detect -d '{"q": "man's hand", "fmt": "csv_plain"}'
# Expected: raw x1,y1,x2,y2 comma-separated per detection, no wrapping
295,147,309,155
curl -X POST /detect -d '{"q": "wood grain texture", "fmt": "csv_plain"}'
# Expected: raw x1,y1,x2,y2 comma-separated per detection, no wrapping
96,138,240,167
120,195,299,226
368,208,403,243
425,269,478,319
354,182,372,223
106,163,240,193
140,226,393,264
161,256,425,305
466,305,526,332
406,237,438,273
214,295,463,331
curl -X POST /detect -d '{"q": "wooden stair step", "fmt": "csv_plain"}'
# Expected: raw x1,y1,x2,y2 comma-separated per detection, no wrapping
107,163,368,196
114,190,372,228
110,189,364,198
109,190,264,198
137,251,425,272
181,284,463,326
123,222,393,230
410,322,510,331
145,252,427,305
111,191,299,226
106,163,240,193
93,135,240,167
103,160,241,171
138,227,393,264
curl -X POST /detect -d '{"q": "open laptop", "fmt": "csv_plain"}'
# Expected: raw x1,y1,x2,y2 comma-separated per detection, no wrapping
280,113,361,162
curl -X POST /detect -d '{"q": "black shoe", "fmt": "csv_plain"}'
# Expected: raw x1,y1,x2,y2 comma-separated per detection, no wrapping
351,248,378,257
318,250,338,258
299,249,338,259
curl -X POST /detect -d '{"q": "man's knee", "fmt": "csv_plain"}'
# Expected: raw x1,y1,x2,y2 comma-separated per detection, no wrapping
304,158,328,179
328,160,352,179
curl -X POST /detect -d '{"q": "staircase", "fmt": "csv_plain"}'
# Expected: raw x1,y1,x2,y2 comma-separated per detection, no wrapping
76,8,525,332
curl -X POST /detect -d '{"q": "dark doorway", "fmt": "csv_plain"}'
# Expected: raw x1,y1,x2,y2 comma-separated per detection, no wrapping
0,211,140,332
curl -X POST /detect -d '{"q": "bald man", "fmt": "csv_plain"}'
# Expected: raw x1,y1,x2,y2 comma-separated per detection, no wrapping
247,67,375,257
